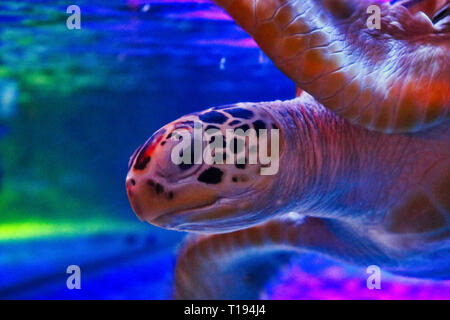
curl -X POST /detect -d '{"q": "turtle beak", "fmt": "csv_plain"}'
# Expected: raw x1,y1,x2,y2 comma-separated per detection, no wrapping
126,176,145,222
126,172,220,228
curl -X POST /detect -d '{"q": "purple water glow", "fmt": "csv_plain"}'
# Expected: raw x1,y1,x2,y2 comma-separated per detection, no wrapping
265,256,450,300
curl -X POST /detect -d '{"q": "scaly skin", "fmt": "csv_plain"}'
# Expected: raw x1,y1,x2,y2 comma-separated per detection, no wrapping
126,93,449,296
213,0,449,133
125,0,450,299
127,93,449,235
173,216,394,299
170,95,449,300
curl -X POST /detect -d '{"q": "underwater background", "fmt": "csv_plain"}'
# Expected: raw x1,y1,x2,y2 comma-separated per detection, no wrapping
0,0,449,299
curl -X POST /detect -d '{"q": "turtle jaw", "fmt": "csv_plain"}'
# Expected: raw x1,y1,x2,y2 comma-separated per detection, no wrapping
126,173,222,227
125,159,274,232
154,207,269,234
150,203,217,230
149,188,269,233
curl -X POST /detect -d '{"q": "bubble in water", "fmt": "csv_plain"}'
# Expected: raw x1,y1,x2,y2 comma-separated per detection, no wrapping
219,57,226,71
0,79,18,119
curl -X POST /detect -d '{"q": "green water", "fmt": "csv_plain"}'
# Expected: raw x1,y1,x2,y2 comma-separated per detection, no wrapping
0,0,292,239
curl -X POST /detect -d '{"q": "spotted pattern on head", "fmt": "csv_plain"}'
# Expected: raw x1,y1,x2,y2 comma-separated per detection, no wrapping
223,108,255,120
187,104,281,188
198,167,224,184
148,178,175,200
199,111,228,124
127,103,282,224
126,102,286,234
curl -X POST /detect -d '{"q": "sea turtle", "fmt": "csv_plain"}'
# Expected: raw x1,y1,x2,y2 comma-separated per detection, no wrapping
126,0,449,299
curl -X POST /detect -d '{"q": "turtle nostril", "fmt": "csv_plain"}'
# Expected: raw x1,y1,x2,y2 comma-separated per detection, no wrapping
126,178,136,188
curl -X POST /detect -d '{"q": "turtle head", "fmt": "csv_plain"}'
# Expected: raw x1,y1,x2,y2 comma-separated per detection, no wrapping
126,103,284,233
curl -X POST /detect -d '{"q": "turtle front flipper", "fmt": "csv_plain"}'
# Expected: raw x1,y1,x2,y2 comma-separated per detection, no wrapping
174,215,393,299
214,0,449,133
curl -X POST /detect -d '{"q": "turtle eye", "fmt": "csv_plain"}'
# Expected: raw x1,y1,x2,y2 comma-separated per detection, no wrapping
160,129,203,176
176,147,196,171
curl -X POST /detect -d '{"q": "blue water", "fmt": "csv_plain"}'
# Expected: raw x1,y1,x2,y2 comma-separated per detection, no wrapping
0,0,292,299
